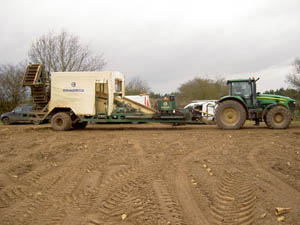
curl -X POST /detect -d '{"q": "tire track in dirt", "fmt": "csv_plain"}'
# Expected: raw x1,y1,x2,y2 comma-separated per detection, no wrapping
132,140,147,166
95,179,160,225
248,147,300,204
248,147,300,223
120,137,149,167
84,137,161,225
35,150,107,225
0,185,28,208
97,180,141,216
0,140,98,225
210,171,256,225
32,150,109,225
175,149,210,225
153,179,186,225
3,136,58,176
99,164,136,188
5,136,75,190
86,173,154,225
68,164,136,225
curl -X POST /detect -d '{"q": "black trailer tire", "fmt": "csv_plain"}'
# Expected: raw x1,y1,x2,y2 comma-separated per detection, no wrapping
266,106,291,129
215,100,246,130
72,121,88,129
51,112,72,131
2,117,10,125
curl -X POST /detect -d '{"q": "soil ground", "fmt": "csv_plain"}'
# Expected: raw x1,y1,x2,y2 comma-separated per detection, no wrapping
0,122,300,225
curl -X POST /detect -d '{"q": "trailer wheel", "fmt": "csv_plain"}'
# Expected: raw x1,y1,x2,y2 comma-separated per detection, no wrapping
266,106,291,129
215,100,246,130
72,121,88,129
51,112,72,131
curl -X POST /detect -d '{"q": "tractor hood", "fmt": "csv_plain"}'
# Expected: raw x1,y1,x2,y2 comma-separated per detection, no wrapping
257,93,295,103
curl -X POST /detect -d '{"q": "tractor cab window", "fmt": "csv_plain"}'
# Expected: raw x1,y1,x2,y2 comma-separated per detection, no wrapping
231,82,252,97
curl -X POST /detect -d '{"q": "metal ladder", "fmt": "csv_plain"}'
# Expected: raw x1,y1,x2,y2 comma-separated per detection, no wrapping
23,64,50,114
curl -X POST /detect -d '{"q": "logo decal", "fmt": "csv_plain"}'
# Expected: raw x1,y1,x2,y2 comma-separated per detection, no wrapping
63,82,84,92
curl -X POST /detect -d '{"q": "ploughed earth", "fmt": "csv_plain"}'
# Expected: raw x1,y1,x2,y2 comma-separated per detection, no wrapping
0,122,300,225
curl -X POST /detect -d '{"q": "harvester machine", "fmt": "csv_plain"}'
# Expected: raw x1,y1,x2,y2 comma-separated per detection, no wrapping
22,64,194,130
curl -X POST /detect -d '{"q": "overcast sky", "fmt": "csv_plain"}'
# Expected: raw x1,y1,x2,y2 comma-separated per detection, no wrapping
1,0,300,93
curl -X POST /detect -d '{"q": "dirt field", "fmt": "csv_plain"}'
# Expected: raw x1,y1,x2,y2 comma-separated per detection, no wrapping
0,122,300,225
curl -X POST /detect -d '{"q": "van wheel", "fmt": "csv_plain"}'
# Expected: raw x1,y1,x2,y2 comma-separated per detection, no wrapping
51,112,72,131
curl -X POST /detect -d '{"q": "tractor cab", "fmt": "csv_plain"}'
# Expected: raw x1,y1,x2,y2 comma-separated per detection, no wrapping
227,78,258,108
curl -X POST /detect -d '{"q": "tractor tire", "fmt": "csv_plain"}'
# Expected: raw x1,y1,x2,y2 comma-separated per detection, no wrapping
72,121,88,129
263,115,271,128
2,117,10,125
51,112,72,131
215,100,246,130
266,106,291,129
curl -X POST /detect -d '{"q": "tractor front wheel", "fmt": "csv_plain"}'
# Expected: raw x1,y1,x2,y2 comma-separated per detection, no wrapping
215,100,246,130
266,106,291,129
51,112,72,131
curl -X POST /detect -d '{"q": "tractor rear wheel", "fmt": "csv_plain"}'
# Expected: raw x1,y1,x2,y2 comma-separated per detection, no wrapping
215,100,246,130
263,116,270,128
51,112,72,131
266,106,291,129
72,121,88,129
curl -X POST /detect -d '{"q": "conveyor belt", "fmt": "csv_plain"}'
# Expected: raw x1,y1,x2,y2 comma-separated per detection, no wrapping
114,96,156,114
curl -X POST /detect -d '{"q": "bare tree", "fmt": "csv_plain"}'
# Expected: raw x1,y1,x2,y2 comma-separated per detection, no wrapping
28,30,106,72
125,76,151,95
286,58,300,91
0,63,28,113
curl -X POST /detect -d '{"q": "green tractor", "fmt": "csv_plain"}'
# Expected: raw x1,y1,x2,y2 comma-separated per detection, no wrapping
215,78,296,129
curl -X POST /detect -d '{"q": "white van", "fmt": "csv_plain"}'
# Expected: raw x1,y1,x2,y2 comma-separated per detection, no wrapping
184,100,216,121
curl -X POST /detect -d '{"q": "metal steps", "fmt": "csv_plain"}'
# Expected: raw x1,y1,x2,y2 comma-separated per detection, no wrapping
23,64,42,86
31,86,49,103
23,64,50,111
